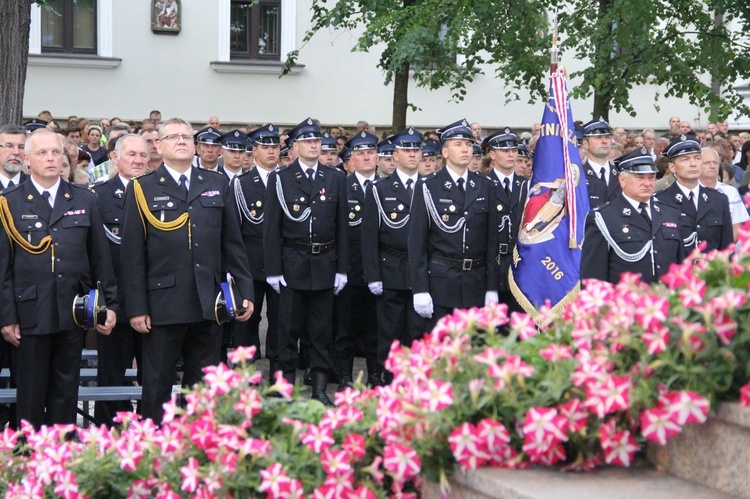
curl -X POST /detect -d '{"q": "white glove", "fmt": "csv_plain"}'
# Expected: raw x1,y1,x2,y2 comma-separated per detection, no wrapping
266,275,287,294
368,281,384,296
485,291,499,306
413,292,433,319
334,273,348,295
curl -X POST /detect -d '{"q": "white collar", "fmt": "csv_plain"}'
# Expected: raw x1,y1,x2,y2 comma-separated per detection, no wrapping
676,181,700,200
396,168,418,187
163,164,191,186
255,165,272,186
118,174,130,188
445,166,468,186
588,158,609,173
355,171,376,189
30,176,61,205
622,193,649,214
0,172,22,189
493,169,514,185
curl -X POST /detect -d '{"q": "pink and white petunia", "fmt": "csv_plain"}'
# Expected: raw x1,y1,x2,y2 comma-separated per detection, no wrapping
383,442,421,480
640,408,682,445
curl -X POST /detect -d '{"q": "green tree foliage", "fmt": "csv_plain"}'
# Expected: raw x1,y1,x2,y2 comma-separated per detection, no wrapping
285,0,750,126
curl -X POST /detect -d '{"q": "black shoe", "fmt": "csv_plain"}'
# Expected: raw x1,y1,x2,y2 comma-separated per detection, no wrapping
365,358,383,388
382,370,394,385
327,367,340,385
303,368,313,386
311,371,335,407
367,372,384,388
336,358,354,392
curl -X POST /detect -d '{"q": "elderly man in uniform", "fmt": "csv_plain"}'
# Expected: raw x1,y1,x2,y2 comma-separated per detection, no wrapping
582,148,684,284
334,131,379,390
514,143,533,179
362,127,424,384
231,124,280,377
263,118,349,407
0,129,117,428
482,128,529,313
120,118,254,423
409,119,498,328
0,125,29,192
582,117,619,208
655,135,733,254
93,133,149,425
193,127,222,171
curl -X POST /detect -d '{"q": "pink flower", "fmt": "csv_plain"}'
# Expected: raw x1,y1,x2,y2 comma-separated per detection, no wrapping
509,312,538,340
572,360,605,387
180,457,201,493
522,407,568,443
448,423,490,469
713,312,737,345
240,437,272,457
202,363,241,396
128,478,156,499
476,419,511,453
678,277,706,308
349,485,378,499
659,391,709,425
342,433,366,460
557,399,588,433
269,371,295,400
383,442,421,480
282,479,305,499
188,418,217,450
234,388,263,419
115,438,143,472
473,347,507,367
53,470,80,499
602,430,639,467
533,442,566,465
334,387,362,407
228,345,257,364
641,324,669,355
634,294,669,330
741,382,750,407
0,427,18,451
420,379,454,412
321,448,352,474
259,463,291,497
300,425,335,453
640,408,682,445
539,344,573,362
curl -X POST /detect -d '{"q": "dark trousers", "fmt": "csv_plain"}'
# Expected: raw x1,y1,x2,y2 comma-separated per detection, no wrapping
335,284,377,362
237,279,278,362
141,321,221,424
278,287,334,376
499,290,523,315
376,289,426,368
13,329,85,428
94,322,143,426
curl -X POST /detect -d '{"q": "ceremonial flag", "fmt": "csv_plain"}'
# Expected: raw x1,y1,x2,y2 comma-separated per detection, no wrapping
509,69,590,315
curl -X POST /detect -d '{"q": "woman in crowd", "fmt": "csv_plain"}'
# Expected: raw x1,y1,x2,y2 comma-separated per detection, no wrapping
81,125,108,165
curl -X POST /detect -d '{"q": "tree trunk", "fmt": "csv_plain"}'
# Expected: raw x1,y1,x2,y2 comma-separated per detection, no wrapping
592,91,610,122
391,63,409,133
0,1,32,125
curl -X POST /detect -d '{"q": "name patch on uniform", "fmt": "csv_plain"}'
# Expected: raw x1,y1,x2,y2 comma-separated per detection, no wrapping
200,190,221,197
384,197,397,201
348,200,359,204
21,214,38,220
476,197,485,202
663,222,677,228
64,209,86,216
154,196,170,201
439,199,453,204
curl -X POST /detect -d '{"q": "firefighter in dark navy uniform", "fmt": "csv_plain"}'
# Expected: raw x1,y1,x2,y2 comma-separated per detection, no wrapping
120,118,254,424
0,129,117,428
655,134,733,254
482,127,529,313
362,127,425,384
408,119,499,329
231,124,281,378
581,147,684,284
581,117,619,208
263,118,349,407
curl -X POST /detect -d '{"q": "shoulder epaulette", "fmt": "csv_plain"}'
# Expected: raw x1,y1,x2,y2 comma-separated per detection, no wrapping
421,172,439,182
0,183,22,195
134,170,154,180
202,168,224,176
592,201,610,211
70,183,97,195
373,176,389,185
322,164,346,175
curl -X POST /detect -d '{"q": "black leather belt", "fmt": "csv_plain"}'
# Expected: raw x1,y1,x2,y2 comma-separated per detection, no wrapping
430,255,485,271
380,243,408,259
283,239,336,254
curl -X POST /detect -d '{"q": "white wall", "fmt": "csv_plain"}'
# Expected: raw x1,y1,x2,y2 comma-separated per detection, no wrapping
22,0,717,131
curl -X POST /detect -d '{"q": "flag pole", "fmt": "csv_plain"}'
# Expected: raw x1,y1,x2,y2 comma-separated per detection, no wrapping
550,8,558,75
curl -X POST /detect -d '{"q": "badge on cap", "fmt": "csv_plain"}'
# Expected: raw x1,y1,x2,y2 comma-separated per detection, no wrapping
361,131,366,138
269,124,274,131
462,119,469,127
408,127,414,134
641,147,648,154
505,127,511,134
307,118,313,125
234,131,240,137
680,134,686,140
208,127,215,133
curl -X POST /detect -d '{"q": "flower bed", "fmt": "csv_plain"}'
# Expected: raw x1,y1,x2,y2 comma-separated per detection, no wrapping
3,234,750,498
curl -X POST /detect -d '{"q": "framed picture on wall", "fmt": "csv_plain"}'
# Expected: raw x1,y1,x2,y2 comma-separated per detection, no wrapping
152,0,181,33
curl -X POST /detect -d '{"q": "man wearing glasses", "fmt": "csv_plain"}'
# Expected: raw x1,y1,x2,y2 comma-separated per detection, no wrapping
0,125,29,192
120,118,255,424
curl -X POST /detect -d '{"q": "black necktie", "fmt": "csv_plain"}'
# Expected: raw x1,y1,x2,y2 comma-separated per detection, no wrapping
599,168,607,185
7,180,15,188
363,179,371,197
405,178,413,192
179,174,188,195
503,178,511,197
306,168,314,185
40,190,52,217
639,202,652,225
457,177,465,195
685,191,697,215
